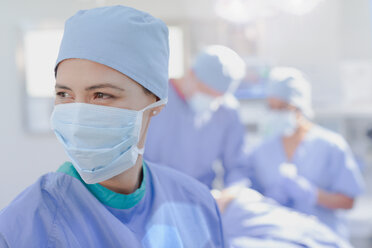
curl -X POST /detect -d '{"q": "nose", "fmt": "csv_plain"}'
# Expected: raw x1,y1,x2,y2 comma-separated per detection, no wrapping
74,95,89,104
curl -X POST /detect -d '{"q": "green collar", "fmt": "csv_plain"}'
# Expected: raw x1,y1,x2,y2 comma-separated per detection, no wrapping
57,161,147,209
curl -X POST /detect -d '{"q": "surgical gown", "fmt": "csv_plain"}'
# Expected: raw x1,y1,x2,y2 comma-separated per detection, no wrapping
145,82,246,188
0,161,225,247
245,125,364,237
222,188,353,248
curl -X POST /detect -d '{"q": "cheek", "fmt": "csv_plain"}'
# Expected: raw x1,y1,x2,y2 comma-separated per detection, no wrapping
137,111,152,147
105,97,135,110
140,111,154,141
54,97,70,105
140,110,151,130
113,92,153,111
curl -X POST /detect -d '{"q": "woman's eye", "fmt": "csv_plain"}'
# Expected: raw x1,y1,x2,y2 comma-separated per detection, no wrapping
56,92,70,98
94,92,114,99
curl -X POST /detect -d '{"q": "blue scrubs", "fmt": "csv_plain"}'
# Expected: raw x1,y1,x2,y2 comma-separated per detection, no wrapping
222,188,353,248
246,125,364,237
0,161,225,247
145,82,246,188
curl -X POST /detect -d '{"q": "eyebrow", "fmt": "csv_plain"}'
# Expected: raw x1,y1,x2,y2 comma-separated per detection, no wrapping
85,83,125,92
55,84,72,90
55,83,125,91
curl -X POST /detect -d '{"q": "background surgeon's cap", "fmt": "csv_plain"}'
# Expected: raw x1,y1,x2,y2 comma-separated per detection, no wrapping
267,67,314,119
55,5,169,100
192,45,245,93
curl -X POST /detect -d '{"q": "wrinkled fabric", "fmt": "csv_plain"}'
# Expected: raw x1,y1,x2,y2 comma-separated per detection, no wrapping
245,125,364,237
56,5,169,99
57,162,146,209
145,84,246,188
0,161,225,247
223,188,353,248
50,100,166,184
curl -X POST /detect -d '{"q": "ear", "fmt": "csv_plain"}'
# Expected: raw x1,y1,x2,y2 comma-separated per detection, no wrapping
150,105,165,117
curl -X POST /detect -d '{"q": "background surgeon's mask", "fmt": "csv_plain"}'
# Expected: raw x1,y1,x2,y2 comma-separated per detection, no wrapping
261,110,298,138
188,92,215,115
51,99,167,184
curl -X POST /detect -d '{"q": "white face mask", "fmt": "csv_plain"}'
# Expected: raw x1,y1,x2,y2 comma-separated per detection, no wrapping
187,92,215,114
261,110,297,138
51,99,167,184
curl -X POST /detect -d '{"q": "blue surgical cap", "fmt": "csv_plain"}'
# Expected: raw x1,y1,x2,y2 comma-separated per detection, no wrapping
267,67,313,118
55,5,169,100
192,45,245,93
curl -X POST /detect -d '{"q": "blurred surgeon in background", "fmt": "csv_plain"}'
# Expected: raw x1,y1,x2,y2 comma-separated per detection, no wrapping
145,45,246,189
245,67,364,238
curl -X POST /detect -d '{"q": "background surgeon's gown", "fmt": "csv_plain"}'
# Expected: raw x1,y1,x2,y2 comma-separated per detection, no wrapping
145,83,246,188
0,161,225,247
245,125,364,237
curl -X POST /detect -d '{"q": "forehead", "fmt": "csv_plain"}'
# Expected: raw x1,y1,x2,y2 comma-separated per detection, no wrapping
56,59,143,90
57,58,118,76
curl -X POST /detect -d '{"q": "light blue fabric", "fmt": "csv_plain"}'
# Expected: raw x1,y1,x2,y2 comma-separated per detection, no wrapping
0,233,8,248
267,67,313,118
144,83,246,188
51,100,166,184
223,188,353,248
55,5,169,99
261,110,297,138
245,125,364,237
276,173,318,213
192,45,245,93
57,161,146,209
0,161,225,247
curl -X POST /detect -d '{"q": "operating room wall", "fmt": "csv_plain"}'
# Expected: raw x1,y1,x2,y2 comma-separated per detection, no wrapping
258,0,372,109
1,0,372,211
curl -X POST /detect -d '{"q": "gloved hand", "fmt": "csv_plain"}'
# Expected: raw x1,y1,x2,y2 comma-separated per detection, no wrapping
264,184,290,206
280,174,318,213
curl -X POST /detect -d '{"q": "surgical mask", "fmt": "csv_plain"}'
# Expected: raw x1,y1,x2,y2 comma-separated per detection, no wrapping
261,110,297,138
51,99,167,184
188,92,215,114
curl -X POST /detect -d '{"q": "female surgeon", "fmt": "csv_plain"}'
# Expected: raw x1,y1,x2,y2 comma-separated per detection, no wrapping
245,67,364,238
0,6,225,247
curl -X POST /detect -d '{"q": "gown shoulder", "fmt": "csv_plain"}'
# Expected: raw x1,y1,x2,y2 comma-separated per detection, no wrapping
0,172,74,246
